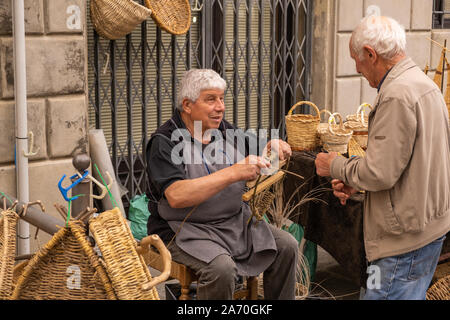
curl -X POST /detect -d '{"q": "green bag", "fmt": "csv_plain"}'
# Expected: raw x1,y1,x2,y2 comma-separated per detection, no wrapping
128,194,151,240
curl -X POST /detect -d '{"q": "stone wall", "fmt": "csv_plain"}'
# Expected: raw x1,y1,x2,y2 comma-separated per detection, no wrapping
0,0,87,251
312,0,449,117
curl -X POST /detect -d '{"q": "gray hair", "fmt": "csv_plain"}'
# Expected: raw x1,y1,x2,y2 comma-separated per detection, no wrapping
177,69,227,111
350,15,406,61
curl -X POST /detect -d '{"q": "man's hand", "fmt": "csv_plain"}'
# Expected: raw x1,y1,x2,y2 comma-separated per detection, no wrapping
265,139,292,161
231,155,271,181
331,179,358,205
315,152,338,177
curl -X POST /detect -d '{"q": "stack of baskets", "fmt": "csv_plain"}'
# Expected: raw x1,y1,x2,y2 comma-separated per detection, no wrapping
0,208,19,300
286,101,321,151
319,112,353,154
344,103,372,150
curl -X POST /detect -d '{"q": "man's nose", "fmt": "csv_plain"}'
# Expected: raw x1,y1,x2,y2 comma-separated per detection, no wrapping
215,98,225,110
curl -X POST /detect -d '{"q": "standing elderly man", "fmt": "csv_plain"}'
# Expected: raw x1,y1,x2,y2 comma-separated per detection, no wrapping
145,68,298,300
315,16,450,300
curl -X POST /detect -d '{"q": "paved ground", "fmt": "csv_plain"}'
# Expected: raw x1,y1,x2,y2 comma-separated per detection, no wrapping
150,245,362,300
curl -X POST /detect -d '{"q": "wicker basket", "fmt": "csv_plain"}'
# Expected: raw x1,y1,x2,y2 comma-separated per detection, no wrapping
286,101,321,151
426,274,450,300
88,207,165,300
320,113,353,154
0,209,19,300
348,137,366,158
317,109,333,147
344,103,372,150
90,0,152,40
145,0,191,35
12,220,117,300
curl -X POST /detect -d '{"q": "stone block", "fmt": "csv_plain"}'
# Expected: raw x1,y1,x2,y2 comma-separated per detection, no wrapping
364,0,411,30
0,99,47,164
361,77,378,106
406,32,432,70
430,30,450,70
336,33,358,77
0,37,85,98
411,0,433,30
338,0,364,32
0,0,44,35
334,77,361,117
44,0,84,34
47,95,88,158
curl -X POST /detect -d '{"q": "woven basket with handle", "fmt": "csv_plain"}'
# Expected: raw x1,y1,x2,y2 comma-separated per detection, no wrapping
320,112,353,154
89,207,170,300
344,103,372,150
145,0,191,35
90,0,152,40
286,101,321,151
0,209,19,300
317,109,333,147
12,220,117,300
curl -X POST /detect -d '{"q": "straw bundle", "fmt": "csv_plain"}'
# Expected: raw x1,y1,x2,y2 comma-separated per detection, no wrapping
12,220,116,300
0,210,19,299
426,274,450,300
320,113,353,154
286,101,321,151
145,0,191,35
90,0,152,40
345,103,372,149
88,207,160,300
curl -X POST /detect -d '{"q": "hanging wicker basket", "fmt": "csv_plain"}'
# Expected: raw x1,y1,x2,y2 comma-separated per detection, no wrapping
286,101,321,151
90,0,152,40
145,0,191,35
12,220,117,300
344,103,372,150
320,112,353,154
0,209,19,300
88,207,170,300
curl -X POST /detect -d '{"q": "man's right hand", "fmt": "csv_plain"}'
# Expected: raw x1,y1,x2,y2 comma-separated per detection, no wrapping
331,179,358,205
231,155,271,181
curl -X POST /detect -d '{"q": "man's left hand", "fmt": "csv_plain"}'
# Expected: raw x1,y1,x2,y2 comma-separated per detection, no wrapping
315,152,338,177
266,139,292,161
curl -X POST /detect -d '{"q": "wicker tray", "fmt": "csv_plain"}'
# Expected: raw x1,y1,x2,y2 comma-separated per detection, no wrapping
88,207,169,300
0,209,19,300
12,220,116,300
286,101,321,151
145,0,191,35
90,0,152,40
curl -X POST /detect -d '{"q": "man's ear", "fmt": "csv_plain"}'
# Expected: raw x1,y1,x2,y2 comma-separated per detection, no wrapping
364,45,377,63
182,98,192,114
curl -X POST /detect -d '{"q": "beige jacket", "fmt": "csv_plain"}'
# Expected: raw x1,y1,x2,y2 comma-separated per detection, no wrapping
331,57,450,262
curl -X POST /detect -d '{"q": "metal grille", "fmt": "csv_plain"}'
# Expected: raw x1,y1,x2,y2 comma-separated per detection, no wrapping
86,0,313,207
433,0,450,28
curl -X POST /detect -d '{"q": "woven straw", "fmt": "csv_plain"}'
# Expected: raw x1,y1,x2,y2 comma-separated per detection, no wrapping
317,109,333,147
348,137,366,158
0,210,19,299
286,101,321,151
426,274,450,300
90,0,152,40
320,113,353,154
12,220,116,300
88,207,160,300
345,103,372,149
145,0,191,35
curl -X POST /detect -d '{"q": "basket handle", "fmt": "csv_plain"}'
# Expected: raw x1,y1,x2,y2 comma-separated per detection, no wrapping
319,109,334,123
328,112,344,136
356,103,372,126
288,101,320,117
137,234,172,291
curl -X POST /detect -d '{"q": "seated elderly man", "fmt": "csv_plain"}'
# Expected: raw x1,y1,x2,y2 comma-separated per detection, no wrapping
145,68,298,300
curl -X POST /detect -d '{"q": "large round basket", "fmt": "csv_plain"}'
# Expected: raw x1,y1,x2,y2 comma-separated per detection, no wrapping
320,113,353,154
12,220,117,300
0,209,19,300
426,274,450,300
344,103,372,150
286,101,321,151
90,0,152,40
88,207,168,300
145,0,191,35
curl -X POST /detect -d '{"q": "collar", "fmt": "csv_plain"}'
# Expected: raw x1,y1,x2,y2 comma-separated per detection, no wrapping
377,68,392,93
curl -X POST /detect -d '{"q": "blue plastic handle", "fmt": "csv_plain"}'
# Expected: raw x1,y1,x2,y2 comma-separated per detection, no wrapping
58,170,89,202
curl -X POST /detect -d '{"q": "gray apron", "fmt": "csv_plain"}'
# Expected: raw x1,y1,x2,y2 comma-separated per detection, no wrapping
158,134,277,276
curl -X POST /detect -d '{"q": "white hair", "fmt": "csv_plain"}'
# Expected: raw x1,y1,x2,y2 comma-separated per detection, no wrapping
177,69,227,111
350,15,406,61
